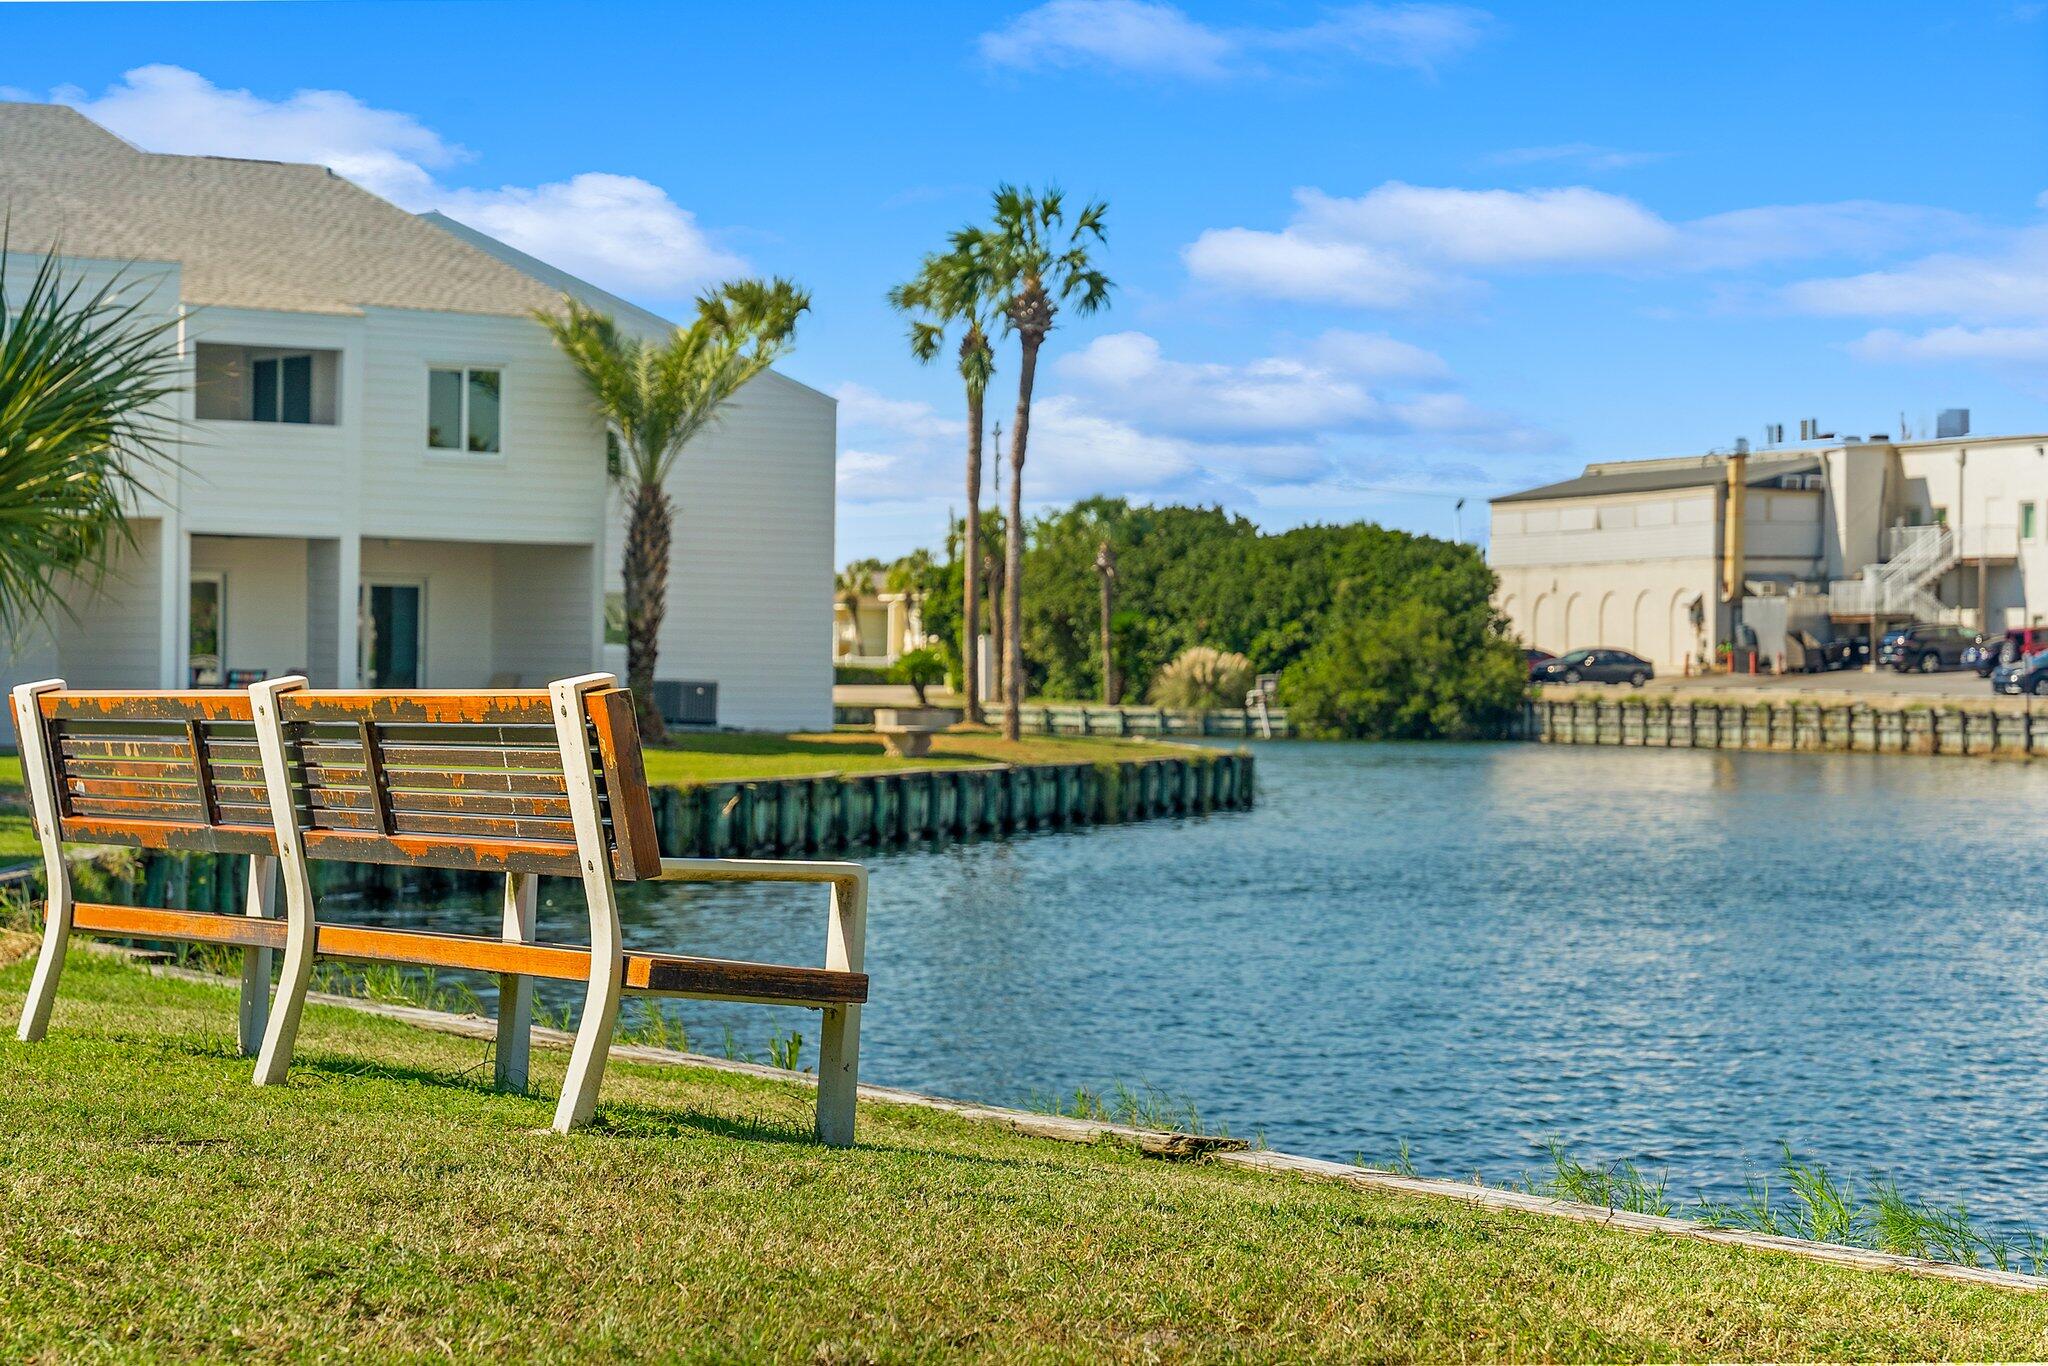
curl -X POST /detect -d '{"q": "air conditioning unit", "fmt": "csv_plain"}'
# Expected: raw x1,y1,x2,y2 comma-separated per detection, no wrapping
654,679,717,727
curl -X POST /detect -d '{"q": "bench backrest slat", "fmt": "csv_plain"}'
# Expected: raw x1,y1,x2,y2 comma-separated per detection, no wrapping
23,683,663,881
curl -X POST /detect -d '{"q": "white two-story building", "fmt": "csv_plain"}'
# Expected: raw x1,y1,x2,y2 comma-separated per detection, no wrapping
0,102,833,730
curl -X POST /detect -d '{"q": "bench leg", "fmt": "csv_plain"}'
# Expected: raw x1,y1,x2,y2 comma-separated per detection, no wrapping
15,889,73,1045
816,1003,861,1147
495,872,538,1093
816,869,867,1147
548,672,627,1133
13,680,70,1044
237,855,279,1058
250,677,317,1088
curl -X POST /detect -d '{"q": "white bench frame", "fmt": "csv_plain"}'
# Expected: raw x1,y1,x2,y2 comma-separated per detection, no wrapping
11,671,869,1145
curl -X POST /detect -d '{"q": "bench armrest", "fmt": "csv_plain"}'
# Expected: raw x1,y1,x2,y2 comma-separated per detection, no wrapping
653,857,865,887
651,857,867,978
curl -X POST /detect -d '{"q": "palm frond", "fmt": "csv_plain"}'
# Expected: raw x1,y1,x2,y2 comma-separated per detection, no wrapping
0,238,183,637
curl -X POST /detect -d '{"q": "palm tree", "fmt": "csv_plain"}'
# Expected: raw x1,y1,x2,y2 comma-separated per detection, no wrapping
887,248,995,723
540,280,809,742
963,186,1112,739
0,244,181,637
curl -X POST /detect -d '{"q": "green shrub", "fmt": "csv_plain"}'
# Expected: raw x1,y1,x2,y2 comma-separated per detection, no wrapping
1282,589,1527,740
833,663,891,685
1148,646,1254,710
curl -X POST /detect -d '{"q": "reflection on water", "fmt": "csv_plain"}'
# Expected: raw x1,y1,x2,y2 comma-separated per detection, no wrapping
379,741,2048,1241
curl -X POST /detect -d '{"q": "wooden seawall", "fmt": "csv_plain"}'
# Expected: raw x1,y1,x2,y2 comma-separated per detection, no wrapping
1526,692,2048,759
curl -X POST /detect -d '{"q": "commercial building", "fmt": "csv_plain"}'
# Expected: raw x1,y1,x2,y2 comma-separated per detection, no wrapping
1490,421,2048,670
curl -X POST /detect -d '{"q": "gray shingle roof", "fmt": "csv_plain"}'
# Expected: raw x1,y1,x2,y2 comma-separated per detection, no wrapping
0,102,561,317
1492,454,1822,504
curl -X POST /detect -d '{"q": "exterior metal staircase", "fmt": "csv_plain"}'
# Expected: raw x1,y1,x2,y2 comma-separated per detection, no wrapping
1827,525,1959,619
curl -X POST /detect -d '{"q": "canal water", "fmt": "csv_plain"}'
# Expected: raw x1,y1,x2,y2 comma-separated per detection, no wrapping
392,741,2048,1240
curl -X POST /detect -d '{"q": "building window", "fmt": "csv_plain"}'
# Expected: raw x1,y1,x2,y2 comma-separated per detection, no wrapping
2023,502,2038,541
194,344,339,423
427,366,502,452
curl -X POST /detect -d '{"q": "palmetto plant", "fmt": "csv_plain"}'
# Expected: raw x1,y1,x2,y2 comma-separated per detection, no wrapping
960,186,1111,739
540,280,808,741
888,245,995,723
0,244,181,638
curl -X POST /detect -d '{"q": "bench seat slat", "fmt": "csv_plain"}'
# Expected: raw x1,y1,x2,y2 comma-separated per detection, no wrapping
64,904,868,1005
57,815,277,855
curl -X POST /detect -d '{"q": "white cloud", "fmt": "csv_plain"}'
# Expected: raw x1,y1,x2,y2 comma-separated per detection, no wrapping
1188,180,1982,308
1306,329,1453,380
45,66,743,297
1294,183,1675,266
1848,325,2048,364
436,175,745,295
57,63,460,205
1484,143,1666,173
1685,202,1980,271
1054,331,1385,435
1784,228,2048,320
1182,226,1445,307
980,0,1489,79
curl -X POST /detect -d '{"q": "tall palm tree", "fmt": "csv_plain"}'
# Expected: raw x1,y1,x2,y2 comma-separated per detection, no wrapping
0,244,181,637
887,248,994,723
963,186,1112,739
540,280,809,742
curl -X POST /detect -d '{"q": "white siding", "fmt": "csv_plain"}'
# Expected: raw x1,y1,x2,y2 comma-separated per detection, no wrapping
609,371,836,731
189,534,310,677
1490,493,1718,568
357,309,607,545
492,543,597,684
58,520,166,686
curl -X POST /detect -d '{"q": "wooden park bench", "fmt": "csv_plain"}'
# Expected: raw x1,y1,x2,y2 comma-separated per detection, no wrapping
8,673,868,1143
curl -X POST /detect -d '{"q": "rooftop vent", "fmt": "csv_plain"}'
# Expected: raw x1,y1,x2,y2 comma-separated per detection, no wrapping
1937,408,1970,439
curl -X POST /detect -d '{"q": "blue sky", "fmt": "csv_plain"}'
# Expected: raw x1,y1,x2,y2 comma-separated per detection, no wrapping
6,1,2047,561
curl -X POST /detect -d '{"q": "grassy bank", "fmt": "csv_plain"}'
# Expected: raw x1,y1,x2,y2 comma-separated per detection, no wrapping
2,949,2045,1360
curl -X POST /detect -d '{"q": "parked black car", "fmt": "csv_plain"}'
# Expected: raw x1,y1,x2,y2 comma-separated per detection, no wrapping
1877,623,1977,673
1790,631,1869,673
1523,648,1555,676
1531,648,1653,686
1991,651,2048,696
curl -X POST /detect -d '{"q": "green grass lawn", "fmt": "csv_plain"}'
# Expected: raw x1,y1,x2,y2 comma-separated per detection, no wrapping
2,948,2044,1361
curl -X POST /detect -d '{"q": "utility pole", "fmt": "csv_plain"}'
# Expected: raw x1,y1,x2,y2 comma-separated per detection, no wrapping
1094,539,1119,705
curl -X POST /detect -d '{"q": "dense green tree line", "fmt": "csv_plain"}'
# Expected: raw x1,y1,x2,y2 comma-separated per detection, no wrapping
906,496,1527,739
